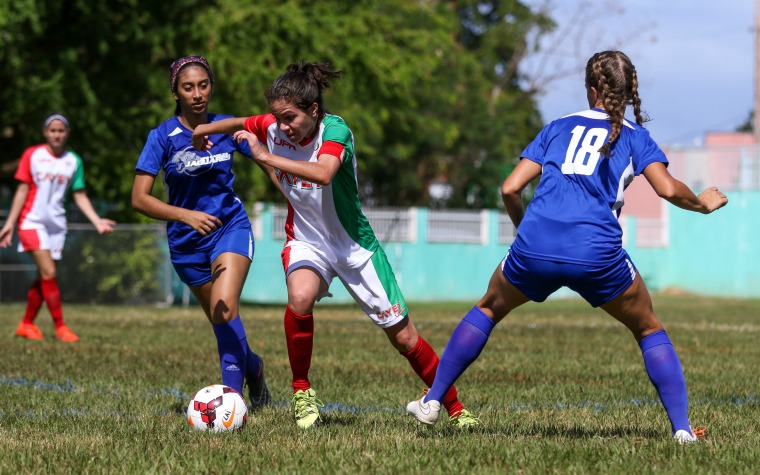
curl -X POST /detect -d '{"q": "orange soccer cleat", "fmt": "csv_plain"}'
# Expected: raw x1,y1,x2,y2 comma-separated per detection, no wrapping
16,322,44,340
54,325,80,342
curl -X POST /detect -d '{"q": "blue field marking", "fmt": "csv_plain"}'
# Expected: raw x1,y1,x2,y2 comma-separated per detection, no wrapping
0,375,77,392
1,375,757,419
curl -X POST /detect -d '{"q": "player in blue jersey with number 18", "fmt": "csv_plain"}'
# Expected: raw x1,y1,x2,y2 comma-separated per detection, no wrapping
406,51,728,444
131,56,273,410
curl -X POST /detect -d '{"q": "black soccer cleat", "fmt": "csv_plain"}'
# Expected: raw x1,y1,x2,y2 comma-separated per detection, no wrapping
246,357,273,411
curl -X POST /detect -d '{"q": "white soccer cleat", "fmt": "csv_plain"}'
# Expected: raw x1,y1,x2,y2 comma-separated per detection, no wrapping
406,396,441,426
673,429,698,444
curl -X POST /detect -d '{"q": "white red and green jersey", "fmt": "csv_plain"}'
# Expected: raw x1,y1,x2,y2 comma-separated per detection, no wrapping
14,144,86,233
244,113,378,267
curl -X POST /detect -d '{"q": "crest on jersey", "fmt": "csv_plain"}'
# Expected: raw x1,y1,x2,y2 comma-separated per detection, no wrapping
171,147,231,176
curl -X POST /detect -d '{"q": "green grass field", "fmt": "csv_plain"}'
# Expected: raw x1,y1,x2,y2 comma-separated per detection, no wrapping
1,296,758,474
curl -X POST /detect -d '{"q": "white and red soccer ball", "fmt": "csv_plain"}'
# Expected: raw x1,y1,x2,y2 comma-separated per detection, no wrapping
187,384,247,432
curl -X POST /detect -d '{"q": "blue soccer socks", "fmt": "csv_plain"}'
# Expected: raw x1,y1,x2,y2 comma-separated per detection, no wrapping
213,316,248,394
426,306,496,403
639,329,691,434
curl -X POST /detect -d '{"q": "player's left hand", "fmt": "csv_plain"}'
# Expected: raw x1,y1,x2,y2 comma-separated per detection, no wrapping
233,130,266,161
96,219,117,234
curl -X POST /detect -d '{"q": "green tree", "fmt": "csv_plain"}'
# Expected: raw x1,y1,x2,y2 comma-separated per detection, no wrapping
0,0,551,216
0,0,222,219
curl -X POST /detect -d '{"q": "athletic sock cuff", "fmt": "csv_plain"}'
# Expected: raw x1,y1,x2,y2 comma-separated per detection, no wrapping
285,305,313,320
639,329,671,352
462,306,495,334
400,335,428,357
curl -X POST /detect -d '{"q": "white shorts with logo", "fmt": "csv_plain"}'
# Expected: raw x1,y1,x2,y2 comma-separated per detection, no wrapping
17,227,66,260
281,240,408,328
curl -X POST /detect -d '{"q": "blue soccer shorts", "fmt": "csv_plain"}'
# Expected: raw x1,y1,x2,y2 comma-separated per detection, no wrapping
170,225,254,287
501,247,638,307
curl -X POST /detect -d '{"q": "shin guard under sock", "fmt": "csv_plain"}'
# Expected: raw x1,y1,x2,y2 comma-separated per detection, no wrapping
213,316,248,394
426,306,495,403
401,336,464,416
40,278,64,329
284,305,314,392
22,280,43,324
639,329,691,434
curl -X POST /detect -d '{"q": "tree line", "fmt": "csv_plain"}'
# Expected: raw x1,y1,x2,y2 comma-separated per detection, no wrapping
0,0,555,221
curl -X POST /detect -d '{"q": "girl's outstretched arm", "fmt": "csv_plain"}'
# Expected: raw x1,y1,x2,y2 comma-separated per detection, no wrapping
642,162,728,214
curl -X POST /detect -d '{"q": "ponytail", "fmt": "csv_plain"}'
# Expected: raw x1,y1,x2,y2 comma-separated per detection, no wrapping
265,61,343,114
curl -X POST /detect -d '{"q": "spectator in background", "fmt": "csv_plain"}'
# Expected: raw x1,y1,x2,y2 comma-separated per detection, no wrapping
191,61,479,430
0,114,116,342
405,50,728,444
131,55,272,409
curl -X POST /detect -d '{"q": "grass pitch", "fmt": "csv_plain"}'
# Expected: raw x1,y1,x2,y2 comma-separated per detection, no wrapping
1,296,758,474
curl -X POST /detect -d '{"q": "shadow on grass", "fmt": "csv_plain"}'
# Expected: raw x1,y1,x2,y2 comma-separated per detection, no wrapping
413,422,662,440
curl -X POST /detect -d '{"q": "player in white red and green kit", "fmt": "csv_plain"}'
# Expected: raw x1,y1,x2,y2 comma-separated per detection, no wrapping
0,114,115,342
193,61,478,429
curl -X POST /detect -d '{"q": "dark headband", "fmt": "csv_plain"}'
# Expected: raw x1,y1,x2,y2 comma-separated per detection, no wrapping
170,55,214,91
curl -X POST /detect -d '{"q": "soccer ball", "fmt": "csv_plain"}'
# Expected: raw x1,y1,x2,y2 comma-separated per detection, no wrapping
187,384,247,432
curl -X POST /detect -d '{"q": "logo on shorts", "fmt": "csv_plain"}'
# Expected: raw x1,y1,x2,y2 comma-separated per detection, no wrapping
172,147,231,176
375,302,405,321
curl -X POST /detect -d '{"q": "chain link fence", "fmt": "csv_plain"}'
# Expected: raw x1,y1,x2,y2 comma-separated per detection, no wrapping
0,223,173,305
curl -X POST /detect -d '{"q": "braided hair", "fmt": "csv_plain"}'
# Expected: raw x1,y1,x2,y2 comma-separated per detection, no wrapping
265,61,342,114
585,51,647,157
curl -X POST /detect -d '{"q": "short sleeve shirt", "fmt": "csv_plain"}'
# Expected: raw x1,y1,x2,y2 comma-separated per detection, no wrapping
15,144,85,233
135,114,253,252
243,113,378,267
512,109,668,265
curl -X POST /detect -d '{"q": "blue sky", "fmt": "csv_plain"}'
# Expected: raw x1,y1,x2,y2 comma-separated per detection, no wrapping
521,0,754,147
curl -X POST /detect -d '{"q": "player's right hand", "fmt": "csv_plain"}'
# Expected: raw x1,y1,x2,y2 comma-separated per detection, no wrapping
191,134,214,151
182,210,222,236
0,225,13,248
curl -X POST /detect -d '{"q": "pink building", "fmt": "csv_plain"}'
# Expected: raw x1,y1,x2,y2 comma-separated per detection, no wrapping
622,131,756,247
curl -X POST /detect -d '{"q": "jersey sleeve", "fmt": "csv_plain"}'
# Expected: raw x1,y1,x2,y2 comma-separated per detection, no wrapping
69,152,86,191
14,147,35,184
519,123,552,166
320,119,352,163
631,128,668,175
243,114,276,144
135,129,165,175
318,141,345,162
322,119,352,147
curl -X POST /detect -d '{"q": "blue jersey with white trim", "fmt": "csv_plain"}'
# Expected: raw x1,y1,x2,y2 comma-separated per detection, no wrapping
135,114,253,252
512,108,668,265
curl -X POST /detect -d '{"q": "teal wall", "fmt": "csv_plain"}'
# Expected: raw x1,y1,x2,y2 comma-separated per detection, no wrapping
625,190,759,298
241,207,508,304
238,192,757,304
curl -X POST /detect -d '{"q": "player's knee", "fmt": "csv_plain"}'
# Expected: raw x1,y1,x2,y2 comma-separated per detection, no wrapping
211,297,238,323
386,318,417,352
287,290,316,315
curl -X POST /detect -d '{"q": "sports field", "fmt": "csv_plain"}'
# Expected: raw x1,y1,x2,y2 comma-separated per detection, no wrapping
1,295,758,474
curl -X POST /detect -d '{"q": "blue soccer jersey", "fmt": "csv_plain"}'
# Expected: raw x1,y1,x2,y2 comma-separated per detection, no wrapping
135,114,253,253
511,108,668,265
